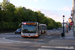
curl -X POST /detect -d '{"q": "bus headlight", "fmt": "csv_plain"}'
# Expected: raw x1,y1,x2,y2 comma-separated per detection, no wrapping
35,34,38,36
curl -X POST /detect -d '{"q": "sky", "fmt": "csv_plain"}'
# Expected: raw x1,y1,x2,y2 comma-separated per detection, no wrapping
0,0,73,23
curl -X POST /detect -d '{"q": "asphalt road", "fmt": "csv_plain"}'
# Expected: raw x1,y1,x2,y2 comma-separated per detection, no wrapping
0,29,74,50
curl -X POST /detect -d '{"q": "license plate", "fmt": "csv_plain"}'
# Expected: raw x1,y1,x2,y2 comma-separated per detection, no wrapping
28,36,30,37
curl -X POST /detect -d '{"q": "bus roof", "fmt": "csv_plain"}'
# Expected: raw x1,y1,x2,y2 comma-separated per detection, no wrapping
22,22,38,25
22,21,38,23
39,24,47,26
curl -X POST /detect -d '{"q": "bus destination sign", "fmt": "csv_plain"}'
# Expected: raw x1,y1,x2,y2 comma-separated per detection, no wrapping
26,23,36,25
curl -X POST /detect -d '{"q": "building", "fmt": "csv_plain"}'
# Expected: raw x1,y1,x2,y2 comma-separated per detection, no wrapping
68,17,72,23
71,0,75,36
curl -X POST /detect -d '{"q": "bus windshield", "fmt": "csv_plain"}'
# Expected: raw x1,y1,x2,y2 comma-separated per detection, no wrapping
22,25,36,33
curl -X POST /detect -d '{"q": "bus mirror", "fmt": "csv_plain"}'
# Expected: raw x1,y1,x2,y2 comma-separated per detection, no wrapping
19,23,22,26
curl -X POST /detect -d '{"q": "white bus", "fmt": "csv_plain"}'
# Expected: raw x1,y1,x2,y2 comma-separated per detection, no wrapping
39,24,47,34
20,22,41,38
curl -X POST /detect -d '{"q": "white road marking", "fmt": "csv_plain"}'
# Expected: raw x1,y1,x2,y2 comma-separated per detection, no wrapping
41,46,74,49
34,42,45,44
38,49,50,50
0,35,21,38
0,38,32,44
38,46,75,50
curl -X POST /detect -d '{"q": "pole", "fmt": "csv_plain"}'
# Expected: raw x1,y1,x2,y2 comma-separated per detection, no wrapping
63,15,65,37
61,15,65,37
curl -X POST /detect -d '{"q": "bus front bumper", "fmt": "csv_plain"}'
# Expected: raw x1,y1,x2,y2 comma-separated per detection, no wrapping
21,35,38,38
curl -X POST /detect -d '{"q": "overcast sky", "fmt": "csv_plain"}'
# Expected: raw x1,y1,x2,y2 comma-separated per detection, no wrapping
0,0,73,22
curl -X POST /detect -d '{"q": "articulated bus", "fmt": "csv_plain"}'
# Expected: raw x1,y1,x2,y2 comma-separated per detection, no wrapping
20,22,41,38
39,24,47,34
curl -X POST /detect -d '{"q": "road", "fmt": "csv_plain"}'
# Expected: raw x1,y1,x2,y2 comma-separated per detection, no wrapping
0,29,75,50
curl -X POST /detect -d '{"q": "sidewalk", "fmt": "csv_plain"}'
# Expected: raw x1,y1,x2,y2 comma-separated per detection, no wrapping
61,29,75,39
39,29,75,50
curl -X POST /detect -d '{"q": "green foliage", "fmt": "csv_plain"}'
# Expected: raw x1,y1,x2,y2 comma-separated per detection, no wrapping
56,22,62,28
0,0,62,32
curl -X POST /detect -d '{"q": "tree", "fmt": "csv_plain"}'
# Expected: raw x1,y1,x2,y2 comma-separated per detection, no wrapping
56,22,62,28
0,1,62,32
2,0,9,10
5,3,16,13
36,11,45,23
0,3,1,10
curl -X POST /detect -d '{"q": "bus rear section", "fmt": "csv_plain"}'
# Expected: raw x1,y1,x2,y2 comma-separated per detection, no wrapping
21,22,41,38
39,24,47,34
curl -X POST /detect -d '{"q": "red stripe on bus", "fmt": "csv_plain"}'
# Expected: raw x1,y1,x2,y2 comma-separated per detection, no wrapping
21,35,38,38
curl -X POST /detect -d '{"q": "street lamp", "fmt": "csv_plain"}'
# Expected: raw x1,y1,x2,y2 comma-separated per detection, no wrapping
0,5,1,10
61,15,65,37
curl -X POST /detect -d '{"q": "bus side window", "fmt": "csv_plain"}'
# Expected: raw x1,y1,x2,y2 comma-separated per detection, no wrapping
38,26,39,30
39,26,41,30
38,26,39,29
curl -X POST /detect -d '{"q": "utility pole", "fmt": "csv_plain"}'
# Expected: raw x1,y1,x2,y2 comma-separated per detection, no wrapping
61,15,65,37
71,0,75,37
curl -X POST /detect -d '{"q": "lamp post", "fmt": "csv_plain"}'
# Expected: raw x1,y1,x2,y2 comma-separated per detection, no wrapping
61,15,65,37
0,5,1,10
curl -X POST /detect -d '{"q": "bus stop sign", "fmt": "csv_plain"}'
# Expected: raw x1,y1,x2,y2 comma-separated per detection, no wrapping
70,22,73,26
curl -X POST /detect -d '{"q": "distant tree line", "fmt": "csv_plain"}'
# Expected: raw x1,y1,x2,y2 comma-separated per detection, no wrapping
0,0,62,32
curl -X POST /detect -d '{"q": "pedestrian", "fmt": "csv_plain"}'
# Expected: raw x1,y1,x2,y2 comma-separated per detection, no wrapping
66,25,68,33
69,25,71,31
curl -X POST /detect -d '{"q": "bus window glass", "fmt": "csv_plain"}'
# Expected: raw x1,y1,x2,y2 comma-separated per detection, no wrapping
42,26,45,30
22,25,36,33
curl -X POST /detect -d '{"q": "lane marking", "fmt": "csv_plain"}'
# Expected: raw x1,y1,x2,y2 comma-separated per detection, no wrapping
34,42,45,44
38,46,75,50
41,46,74,49
38,49,50,50
0,38,32,44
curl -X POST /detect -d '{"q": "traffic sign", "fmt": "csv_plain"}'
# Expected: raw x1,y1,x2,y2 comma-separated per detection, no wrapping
70,22,73,26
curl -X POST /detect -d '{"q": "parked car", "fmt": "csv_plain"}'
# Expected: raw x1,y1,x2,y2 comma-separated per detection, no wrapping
15,28,21,34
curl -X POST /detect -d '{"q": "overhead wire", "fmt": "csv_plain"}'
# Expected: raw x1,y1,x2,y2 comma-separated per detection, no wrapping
65,0,71,11
65,0,72,17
